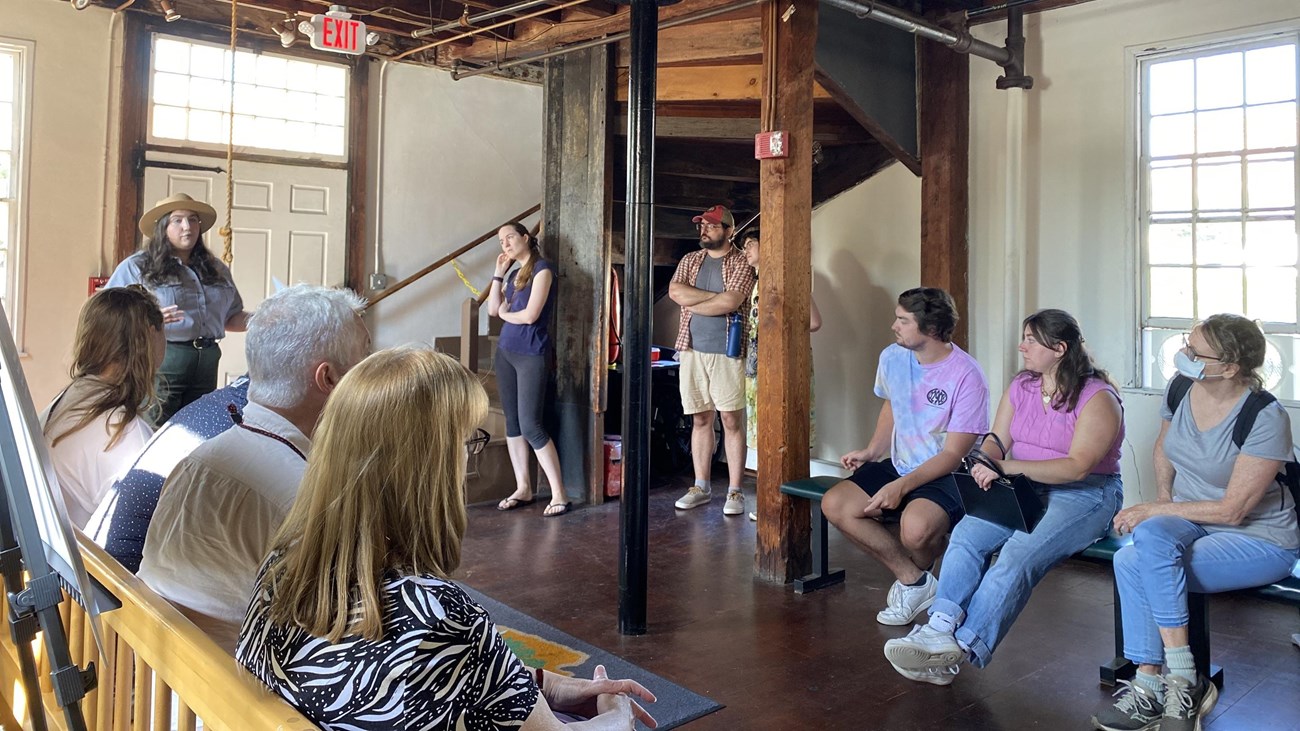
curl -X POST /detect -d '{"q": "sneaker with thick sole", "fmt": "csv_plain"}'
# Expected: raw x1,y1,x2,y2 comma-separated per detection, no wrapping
723,491,745,515
674,486,712,510
876,572,937,626
1160,674,1218,731
884,623,965,670
1090,678,1163,731
889,661,958,686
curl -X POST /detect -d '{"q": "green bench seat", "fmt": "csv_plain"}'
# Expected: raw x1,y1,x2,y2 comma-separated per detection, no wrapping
1074,534,1300,690
779,476,845,594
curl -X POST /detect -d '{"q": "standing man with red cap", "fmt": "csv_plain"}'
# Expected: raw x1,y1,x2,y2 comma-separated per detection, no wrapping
668,205,756,515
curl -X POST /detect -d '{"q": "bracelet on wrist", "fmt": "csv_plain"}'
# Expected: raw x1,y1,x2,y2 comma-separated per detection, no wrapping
533,666,544,691
492,276,505,283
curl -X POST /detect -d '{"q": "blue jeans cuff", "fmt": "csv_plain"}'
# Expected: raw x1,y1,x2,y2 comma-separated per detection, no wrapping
930,598,965,623
954,627,990,668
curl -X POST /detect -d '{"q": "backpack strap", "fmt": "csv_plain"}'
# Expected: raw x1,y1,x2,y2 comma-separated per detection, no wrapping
1233,389,1277,450
1166,374,1194,417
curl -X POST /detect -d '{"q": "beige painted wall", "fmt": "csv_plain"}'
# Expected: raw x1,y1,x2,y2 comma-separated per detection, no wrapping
362,63,543,351
965,0,1300,502
4,0,119,406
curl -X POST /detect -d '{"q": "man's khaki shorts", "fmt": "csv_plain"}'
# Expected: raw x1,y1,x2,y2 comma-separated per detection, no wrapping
678,350,746,414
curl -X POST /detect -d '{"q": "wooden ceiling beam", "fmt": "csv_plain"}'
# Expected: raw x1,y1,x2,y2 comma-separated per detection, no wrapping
445,0,741,62
615,65,831,103
613,17,760,67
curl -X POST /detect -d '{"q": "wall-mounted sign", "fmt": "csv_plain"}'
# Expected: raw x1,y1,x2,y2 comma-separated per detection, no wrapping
309,12,367,56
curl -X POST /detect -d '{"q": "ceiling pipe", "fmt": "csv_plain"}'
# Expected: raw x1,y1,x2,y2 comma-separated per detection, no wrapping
412,0,556,38
821,0,1013,67
451,0,767,81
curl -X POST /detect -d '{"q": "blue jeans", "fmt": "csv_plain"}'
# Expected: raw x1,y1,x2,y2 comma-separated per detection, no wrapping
1114,514,1299,666
931,474,1123,668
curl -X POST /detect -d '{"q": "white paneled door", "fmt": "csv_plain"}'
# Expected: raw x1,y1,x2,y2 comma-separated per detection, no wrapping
143,154,347,385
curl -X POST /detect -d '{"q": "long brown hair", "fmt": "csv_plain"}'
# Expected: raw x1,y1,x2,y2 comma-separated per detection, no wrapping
1020,308,1115,411
264,347,488,642
503,221,543,290
50,286,162,448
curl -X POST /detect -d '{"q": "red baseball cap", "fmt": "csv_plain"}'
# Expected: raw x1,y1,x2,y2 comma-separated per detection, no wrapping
692,205,734,228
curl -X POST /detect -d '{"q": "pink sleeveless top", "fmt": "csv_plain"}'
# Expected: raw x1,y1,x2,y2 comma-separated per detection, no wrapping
1007,373,1124,475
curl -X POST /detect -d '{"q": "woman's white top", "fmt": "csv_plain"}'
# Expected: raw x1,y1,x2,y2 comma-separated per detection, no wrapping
41,377,153,528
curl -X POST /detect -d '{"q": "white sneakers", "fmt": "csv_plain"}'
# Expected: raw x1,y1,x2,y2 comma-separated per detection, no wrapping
884,623,966,686
723,491,746,516
876,572,937,626
891,663,960,686
674,486,746,516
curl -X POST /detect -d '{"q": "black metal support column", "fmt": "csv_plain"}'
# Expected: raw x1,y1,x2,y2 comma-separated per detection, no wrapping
618,0,658,636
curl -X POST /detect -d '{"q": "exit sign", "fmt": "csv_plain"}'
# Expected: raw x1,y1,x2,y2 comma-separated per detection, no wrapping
309,13,366,56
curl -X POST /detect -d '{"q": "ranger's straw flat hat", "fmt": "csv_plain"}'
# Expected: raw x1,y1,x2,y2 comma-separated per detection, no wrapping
138,193,217,237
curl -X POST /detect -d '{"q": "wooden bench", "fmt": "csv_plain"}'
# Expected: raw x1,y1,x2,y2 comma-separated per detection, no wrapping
1075,535,1300,690
780,476,846,594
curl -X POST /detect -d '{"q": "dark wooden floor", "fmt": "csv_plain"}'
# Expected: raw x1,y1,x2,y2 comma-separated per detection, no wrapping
457,476,1300,731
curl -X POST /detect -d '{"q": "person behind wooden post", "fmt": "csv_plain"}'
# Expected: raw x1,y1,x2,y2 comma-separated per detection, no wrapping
486,222,570,517
107,193,252,425
883,309,1124,686
41,285,165,528
821,288,990,625
1090,314,1298,731
740,228,821,521
138,284,370,653
237,347,659,730
668,205,756,516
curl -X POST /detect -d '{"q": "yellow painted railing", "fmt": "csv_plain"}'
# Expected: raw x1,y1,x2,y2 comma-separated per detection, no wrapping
0,533,317,731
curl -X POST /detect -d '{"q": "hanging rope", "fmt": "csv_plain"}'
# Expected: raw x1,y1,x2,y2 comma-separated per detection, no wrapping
450,259,482,298
219,0,239,264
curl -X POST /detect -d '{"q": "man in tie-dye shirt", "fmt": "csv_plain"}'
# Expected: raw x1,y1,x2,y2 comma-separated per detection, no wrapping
822,288,990,627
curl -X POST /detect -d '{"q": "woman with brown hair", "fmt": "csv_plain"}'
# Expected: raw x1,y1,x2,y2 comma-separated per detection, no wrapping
42,285,165,527
237,348,655,730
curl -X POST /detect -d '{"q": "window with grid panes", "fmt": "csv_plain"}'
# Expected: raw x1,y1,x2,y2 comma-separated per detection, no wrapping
148,35,348,159
0,40,30,330
1139,36,1300,400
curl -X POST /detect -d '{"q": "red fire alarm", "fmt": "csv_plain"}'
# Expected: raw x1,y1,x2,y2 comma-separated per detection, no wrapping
87,276,110,296
755,130,790,159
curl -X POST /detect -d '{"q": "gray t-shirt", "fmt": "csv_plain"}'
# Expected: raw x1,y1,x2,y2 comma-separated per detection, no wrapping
1161,383,1299,550
688,254,727,354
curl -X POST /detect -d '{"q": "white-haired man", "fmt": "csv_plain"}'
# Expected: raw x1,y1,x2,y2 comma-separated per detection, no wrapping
139,284,369,653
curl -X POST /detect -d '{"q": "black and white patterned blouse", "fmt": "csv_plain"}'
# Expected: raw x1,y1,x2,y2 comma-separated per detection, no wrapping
237,558,538,730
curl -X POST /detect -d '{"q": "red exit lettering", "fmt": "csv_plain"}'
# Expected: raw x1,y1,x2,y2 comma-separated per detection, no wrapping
310,13,366,55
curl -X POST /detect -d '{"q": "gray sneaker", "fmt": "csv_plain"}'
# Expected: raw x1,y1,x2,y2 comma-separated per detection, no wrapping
723,491,745,515
674,486,712,510
1090,678,1163,731
1160,674,1218,731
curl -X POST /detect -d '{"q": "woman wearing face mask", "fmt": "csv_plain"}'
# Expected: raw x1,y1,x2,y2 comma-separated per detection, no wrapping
1091,314,1298,731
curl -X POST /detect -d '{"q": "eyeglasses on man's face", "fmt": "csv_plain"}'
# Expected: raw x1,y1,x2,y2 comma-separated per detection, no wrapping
697,222,724,232
465,428,490,456
1181,333,1222,363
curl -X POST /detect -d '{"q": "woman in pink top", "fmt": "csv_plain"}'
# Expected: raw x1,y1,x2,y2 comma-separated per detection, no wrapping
883,309,1124,686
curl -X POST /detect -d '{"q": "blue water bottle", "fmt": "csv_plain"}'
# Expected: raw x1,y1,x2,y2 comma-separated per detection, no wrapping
726,313,743,359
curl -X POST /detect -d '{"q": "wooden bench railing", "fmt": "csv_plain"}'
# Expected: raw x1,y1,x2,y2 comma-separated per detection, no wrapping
0,533,317,731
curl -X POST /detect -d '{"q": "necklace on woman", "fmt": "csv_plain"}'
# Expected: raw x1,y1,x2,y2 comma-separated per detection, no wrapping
1041,382,1055,406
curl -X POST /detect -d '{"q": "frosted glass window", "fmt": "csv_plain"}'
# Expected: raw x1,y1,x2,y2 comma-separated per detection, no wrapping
1141,36,1300,397
148,35,348,159
0,41,28,328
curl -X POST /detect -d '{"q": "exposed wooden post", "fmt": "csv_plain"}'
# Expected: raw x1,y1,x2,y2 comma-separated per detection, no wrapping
344,57,370,293
460,298,479,372
755,0,816,583
543,47,614,506
113,14,151,265
918,36,971,348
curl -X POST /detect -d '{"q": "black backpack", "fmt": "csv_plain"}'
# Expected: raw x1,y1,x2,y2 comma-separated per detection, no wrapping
1166,374,1300,518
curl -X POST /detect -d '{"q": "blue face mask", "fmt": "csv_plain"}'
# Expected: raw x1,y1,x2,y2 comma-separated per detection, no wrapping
1174,349,1225,381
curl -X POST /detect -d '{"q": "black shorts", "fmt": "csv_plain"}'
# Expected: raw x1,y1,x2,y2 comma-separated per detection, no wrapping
846,460,964,529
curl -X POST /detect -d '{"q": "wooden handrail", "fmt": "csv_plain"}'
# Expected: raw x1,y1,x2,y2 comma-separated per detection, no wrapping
0,533,318,730
366,203,541,308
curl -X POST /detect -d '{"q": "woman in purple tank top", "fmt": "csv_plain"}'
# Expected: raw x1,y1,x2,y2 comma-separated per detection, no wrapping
485,222,570,518
882,309,1124,686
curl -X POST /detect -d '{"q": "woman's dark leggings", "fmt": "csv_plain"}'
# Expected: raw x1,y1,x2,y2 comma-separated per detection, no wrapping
494,347,551,450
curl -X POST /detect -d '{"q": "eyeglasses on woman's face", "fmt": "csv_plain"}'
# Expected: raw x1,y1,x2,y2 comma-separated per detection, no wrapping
1181,333,1222,363
465,428,490,456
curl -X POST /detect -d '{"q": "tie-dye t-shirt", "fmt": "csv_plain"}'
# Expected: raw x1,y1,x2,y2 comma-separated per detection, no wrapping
874,343,990,475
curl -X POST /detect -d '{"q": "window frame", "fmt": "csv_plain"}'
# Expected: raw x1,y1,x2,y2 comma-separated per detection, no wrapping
1132,23,1300,401
145,33,350,164
0,38,34,351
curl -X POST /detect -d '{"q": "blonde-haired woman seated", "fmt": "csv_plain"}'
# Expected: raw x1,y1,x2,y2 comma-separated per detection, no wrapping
42,285,164,527
237,347,656,730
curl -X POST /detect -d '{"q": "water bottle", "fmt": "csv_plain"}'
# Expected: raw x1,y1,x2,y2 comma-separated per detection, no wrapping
726,313,743,359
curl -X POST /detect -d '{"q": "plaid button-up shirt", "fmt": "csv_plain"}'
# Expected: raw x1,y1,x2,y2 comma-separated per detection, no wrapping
670,247,756,353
